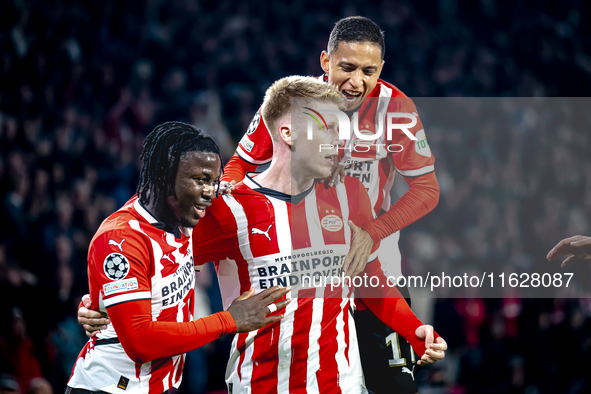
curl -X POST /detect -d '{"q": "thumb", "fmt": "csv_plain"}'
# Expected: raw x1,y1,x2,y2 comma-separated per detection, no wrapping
417,325,434,347
82,294,92,308
237,287,255,301
348,220,359,231
571,240,584,247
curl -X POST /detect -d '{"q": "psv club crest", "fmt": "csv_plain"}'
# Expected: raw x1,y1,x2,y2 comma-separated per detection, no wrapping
321,214,343,232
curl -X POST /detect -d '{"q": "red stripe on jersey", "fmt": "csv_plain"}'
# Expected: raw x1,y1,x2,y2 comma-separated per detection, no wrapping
236,193,281,258
150,358,171,394
291,197,311,249
251,322,280,394
316,286,343,394
315,185,346,246
343,304,350,365
289,289,315,391
236,332,248,381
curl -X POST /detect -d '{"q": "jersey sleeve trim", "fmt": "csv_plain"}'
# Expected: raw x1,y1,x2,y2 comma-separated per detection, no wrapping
368,249,378,262
103,291,151,308
236,146,272,165
395,165,435,177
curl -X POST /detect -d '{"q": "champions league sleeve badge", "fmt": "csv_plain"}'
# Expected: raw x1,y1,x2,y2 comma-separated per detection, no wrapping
246,111,261,135
104,253,130,280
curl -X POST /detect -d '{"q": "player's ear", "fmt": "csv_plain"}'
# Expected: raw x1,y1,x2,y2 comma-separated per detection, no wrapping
377,60,385,78
320,51,330,74
279,125,293,146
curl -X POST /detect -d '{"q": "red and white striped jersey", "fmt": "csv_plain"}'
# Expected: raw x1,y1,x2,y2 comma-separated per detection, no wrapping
193,175,379,393
68,197,196,394
235,77,435,215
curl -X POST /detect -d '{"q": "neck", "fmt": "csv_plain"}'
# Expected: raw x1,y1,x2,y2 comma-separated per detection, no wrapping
255,154,314,196
143,198,182,231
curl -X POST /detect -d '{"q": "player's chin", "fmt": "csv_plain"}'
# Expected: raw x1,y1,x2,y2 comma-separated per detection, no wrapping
180,216,200,228
345,96,364,111
317,164,332,179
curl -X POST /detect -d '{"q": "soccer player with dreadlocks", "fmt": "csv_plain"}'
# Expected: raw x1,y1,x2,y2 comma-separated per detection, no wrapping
67,121,290,394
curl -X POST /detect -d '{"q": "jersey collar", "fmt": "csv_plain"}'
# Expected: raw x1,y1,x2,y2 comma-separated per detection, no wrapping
134,200,183,238
244,172,315,204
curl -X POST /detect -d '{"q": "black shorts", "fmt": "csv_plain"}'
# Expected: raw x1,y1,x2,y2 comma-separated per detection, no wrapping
355,292,418,394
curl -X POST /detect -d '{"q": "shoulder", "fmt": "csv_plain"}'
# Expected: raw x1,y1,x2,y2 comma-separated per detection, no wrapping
89,200,154,260
375,78,408,99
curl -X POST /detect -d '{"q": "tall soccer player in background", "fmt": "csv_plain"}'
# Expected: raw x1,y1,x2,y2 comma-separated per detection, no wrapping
222,16,439,393
192,75,446,393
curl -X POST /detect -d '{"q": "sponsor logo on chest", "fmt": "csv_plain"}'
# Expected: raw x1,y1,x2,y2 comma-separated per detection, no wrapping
153,250,195,310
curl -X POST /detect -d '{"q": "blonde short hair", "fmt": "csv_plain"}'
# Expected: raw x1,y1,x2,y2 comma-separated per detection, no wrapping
261,76,346,138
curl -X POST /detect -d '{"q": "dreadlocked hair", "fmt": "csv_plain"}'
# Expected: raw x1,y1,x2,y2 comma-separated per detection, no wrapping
137,121,223,206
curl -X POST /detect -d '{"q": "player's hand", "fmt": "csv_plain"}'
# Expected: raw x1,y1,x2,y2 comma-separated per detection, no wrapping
547,235,591,267
217,180,236,195
415,325,447,365
343,220,374,278
328,161,345,187
227,285,291,333
78,294,110,338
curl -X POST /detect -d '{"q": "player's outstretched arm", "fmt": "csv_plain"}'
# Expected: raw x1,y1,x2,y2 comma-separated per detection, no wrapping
227,286,291,332
104,285,291,364
547,235,591,267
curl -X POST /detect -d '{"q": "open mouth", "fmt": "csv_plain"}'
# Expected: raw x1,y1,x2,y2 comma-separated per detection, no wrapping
342,90,362,102
325,156,334,166
194,205,208,218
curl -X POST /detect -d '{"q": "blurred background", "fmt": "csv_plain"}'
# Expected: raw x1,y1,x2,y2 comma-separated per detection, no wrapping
0,0,590,393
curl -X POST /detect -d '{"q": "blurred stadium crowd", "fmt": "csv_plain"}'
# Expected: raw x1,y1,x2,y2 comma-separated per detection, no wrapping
1,0,590,393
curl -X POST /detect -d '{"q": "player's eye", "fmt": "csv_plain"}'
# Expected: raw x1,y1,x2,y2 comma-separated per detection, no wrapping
342,67,354,72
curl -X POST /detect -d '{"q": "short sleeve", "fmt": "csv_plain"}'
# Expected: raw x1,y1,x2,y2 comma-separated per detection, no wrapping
236,109,274,165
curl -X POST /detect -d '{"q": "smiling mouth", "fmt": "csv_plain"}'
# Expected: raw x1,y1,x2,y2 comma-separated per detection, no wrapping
194,205,209,218
342,90,362,101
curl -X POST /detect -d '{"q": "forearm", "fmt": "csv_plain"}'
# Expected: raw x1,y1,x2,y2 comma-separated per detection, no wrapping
222,153,258,183
361,172,439,244
109,300,236,363
357,261,438,356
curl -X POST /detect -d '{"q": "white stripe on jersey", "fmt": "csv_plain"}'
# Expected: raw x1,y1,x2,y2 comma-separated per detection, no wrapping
395,164,435,177
223,194,254,262
236,331,258,391
304,187,323,250
306,292,324,393
102,291,151,308
266,195,294,391
335,181,352,247
237,145,271,165
267,196,292,256
277,292,297,393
